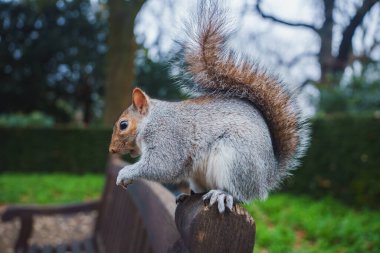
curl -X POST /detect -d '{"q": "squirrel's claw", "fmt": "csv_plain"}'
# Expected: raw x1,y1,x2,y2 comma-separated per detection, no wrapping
202,190,234,213
116,170,133,189
116,178,133,189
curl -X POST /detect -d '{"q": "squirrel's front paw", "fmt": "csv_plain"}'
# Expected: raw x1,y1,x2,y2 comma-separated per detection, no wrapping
202,190,234,213
116,169,133,189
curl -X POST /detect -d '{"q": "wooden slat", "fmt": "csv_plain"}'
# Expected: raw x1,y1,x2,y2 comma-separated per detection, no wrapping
2,202,99,221
97,173,114,252
132,219,146,252
126,180,181,253
141,236,153,253
15,217,33,253
117,184,141,253
93,160,122,253
95,163,150,253
128,210,141,253
109,186,128,253
95,163,181,253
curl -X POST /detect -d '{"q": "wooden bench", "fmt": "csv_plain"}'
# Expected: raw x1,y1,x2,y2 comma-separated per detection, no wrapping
2,159,256,253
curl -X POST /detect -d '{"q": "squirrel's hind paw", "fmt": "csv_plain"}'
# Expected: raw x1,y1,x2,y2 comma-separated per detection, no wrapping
202,190,234,213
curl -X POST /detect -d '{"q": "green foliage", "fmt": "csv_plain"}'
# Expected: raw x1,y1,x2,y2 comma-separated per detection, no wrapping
0,173,103,204
284,114,380,209
319,63,380,114
0,0,184,124
0,127,111,173
0,111,54,127
135,49,183,100
0,0,106,122
245,194,380,253
0,0,183,125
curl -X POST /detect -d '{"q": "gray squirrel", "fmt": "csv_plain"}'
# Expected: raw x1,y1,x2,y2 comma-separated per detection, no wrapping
108,1,310,213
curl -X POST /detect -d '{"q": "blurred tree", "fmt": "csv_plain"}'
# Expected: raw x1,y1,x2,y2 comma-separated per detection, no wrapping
103,0,145,126
0,0,106,123
319,62,380,113
254,0,380,87
0,111,54,128
135,48,183,100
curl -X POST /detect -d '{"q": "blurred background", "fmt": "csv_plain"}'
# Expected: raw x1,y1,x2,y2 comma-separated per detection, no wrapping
0,0,379,252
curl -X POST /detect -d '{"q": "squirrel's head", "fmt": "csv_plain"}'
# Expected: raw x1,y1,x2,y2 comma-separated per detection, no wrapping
109,88,150,157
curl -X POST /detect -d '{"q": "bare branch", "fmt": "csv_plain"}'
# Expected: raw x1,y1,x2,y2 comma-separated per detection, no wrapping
296,78,318,94
337,0,380,63
286,52,319,68
255,0,319,33
269,50,318,68
368,37,380,54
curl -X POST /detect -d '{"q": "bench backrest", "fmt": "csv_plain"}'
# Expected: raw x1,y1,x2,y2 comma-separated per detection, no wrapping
94,161,181,253
95,159,256,253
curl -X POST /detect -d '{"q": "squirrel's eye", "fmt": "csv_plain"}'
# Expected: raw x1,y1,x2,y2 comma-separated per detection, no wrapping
119,120,128,130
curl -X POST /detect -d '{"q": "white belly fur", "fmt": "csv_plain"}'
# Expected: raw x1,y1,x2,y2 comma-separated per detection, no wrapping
190,142,235,193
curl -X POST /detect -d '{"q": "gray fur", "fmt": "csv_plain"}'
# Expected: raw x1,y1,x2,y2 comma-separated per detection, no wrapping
117,98,279,203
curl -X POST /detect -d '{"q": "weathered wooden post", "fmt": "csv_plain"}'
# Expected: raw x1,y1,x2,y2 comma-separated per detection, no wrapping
175,194,256,253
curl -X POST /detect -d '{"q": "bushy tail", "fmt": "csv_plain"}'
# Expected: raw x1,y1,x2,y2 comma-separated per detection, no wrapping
173,1,309,178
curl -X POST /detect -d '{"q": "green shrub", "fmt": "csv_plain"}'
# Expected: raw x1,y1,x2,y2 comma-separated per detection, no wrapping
0,111,54,127
318,62,380,114
284,114,380,209
0,127,111,173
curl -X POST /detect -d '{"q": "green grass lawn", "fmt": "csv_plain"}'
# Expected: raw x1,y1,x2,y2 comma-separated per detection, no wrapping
1,173,379,252
245,195,380,253
0,173,104,204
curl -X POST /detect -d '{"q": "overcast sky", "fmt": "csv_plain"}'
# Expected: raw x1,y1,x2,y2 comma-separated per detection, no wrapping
133,0,380,115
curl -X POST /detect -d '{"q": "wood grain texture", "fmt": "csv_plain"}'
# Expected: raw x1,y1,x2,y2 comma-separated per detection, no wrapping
127,179,182,253
175,194,256,253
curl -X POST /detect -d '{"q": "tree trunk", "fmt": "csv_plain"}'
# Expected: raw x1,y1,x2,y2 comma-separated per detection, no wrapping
103,0,145,126
318,0,379,86
318,0,335,86
333,0,379,74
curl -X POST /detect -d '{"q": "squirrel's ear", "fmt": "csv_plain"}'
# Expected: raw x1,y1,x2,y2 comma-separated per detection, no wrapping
132,88,150,115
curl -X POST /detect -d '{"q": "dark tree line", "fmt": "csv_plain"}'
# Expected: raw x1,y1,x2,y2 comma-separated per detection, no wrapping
0,0,107,123
0,0,180,124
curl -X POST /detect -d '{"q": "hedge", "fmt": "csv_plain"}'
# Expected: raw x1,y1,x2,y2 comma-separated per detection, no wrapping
0,115,379,207
0,128,112,173
284,114,380,209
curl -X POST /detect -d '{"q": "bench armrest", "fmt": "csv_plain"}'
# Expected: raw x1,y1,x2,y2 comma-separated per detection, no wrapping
1,200,100,222
1,200,100,252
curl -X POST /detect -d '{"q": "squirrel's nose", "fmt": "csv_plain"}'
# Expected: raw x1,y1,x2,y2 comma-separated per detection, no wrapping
109,147,117,154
